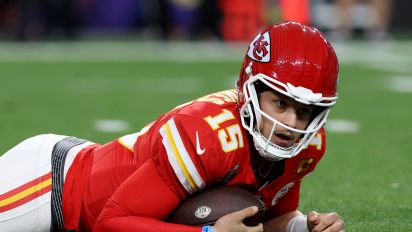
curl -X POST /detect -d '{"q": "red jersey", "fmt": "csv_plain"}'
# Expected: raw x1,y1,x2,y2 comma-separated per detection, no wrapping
62,90,326,231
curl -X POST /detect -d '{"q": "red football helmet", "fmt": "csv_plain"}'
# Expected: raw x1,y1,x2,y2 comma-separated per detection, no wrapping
237,21,339,161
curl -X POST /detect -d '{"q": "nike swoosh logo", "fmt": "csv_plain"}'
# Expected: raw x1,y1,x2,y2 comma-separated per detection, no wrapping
196,131,206,155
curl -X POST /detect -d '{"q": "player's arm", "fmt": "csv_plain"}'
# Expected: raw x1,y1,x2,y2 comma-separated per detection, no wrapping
92,143,250,231
263,210,303,232
264,210,344,232
262,181,302,232
93,160,200,232
262,182,344,232
94,111,251,231
94,114,215,232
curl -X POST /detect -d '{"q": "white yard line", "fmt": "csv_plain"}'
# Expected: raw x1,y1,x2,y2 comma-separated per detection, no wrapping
95,119,130,133
326,119,360,133
386,76,412,93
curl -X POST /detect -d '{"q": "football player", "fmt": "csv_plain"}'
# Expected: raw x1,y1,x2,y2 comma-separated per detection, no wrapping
0,21,344,232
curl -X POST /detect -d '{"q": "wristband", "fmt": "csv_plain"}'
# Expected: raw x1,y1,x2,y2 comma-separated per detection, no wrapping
286,215,308,232
201,225,213,232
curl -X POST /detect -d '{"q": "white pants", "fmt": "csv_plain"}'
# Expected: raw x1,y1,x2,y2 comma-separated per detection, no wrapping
0,134,93,232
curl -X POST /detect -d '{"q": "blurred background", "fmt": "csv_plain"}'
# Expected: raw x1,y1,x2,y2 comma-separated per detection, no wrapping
0,0,411,41
1,0,411,231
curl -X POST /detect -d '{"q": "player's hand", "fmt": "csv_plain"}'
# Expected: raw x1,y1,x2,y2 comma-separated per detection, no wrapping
307,211,345,232
213,206,263,232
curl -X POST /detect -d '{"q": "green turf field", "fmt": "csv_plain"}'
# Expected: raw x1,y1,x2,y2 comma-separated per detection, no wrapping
0,41,411,231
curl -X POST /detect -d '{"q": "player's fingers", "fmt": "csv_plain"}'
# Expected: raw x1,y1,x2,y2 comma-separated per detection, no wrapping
308,211,320,224
232,206,258,222
310,212,342,232
307,211,320,231
321,216,345,232
247,222,264,232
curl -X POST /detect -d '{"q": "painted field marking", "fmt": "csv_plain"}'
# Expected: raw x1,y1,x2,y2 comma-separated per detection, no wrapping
95,119,130,133
387,76,412,93
326,119,360,133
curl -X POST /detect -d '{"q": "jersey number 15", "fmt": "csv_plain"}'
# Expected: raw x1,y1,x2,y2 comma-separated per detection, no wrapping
204,109,244,153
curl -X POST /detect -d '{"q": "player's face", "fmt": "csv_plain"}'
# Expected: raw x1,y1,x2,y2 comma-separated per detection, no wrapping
258,91,314,147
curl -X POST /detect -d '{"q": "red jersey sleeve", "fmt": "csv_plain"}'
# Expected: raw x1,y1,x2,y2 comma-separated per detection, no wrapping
93,160,201,232
264,181,301,219
154,111,247,198
94,108,243,231
94,91,254,231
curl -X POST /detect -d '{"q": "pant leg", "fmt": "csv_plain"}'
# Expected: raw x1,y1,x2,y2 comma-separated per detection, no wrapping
0,134,68,232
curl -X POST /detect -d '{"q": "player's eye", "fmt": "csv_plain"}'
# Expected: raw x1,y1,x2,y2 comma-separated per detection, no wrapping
297,107,312,120
274,99,286,109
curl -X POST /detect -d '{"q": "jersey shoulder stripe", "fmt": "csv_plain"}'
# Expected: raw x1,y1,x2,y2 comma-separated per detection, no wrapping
118,133,139,152
118,122,154,152
159,118,205,194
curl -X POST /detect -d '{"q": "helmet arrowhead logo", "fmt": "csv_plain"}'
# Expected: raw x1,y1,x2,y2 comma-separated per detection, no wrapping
253,35,268,59
247,31,270,62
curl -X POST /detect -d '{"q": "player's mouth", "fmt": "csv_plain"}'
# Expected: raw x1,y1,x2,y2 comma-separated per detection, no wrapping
273,132,294,147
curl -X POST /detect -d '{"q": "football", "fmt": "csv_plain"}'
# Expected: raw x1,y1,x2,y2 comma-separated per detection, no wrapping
168,185,266,227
